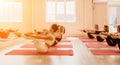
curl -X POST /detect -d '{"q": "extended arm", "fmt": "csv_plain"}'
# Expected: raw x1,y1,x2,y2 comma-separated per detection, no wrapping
24,33,53,40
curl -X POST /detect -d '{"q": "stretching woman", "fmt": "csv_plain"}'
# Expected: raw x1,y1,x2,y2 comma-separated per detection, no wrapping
83,25,109,39
105,25,120,49
24,24,65,52
82,24,100,39
96,25,109,42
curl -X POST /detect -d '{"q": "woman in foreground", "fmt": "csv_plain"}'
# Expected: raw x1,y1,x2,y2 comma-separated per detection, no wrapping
24,24,65,52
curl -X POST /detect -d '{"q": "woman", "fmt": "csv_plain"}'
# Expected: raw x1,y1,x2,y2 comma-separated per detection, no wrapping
105,25,120,49
24,24,63,52
96,25,109,42
84,24,108,39
83,24,99,33
82,24,100,39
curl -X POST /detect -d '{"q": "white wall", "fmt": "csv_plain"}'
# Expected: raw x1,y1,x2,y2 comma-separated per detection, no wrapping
93,2,108,30
84,0,93,29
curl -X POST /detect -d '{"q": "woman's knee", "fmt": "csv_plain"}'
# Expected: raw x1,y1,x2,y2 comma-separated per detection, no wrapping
87,33,94,39
106,36,117,46
96,35,104,42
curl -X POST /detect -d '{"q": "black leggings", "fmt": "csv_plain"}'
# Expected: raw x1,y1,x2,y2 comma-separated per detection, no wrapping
106,36,120,49
87,31,102,39
87,33,94,39
96,35,104,42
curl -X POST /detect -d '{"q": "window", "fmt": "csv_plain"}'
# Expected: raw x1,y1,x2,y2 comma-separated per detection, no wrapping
108,6,118,32
46,0,76,22
108,7,117,24
0,1,23,22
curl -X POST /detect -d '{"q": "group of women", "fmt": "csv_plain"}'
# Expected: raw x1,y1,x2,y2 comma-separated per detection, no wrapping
83,24,120,49
3,23,120,52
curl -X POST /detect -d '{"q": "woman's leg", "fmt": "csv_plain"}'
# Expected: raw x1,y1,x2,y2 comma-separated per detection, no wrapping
106,36,117,46
116,38,120,50
33,39,48,53
87,33,94,39
96,35,104,42
118,43,120,50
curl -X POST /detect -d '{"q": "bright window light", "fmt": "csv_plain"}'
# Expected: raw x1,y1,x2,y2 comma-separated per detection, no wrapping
0,2,23,22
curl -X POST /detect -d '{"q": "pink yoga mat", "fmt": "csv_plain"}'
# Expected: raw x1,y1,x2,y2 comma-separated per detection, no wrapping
0,39,9,42
91,50,120,55
86,43,117,48
80,38,98,42
0,40,8,42
21,44,72,48
0,38,16,42
5,50,73,56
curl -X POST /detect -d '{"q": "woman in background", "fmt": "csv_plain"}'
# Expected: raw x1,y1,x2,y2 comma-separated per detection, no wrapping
82,24,99,39
0,29,21,38
96,25,109,42
105,25,120,49
83,24,109,39
83,24,99,33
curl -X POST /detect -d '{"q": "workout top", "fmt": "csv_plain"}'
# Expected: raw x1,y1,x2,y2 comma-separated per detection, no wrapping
55,34,62,41
50,34,62,46
45,32,62,47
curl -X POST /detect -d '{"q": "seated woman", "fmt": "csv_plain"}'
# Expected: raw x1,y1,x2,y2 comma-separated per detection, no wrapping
83,24,109,39
24,24,64,52
96,25,109,42
82,24,100,39
0,29,21,38
83,24,99,33
105,25,120,49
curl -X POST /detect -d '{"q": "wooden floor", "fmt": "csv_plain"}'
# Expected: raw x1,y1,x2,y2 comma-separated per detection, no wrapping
0,37,120,65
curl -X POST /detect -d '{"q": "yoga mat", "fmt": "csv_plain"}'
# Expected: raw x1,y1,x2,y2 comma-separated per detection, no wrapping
35,38,71,42
91,50,120,55
0,38,17,42
0,39,10,42
5,50,73,56
21,44,72,48
86,43,117,48
0,40,8,42
60,39,71,42
80,38,97,42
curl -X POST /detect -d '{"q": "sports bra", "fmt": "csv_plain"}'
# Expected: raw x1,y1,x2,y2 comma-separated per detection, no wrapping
45,32,62,47
55,34,62,41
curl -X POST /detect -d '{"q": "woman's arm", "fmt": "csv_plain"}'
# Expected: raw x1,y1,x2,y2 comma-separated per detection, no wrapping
111,32,120,39
24,33,53,40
